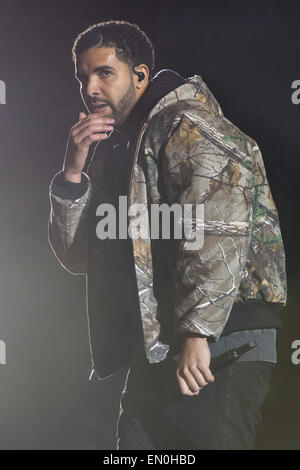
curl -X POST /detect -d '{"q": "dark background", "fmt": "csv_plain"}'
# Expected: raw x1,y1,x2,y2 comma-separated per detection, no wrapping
0,0,299,449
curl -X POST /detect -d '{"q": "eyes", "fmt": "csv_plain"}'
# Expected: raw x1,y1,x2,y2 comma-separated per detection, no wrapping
76,70,112,83
100,70,112,78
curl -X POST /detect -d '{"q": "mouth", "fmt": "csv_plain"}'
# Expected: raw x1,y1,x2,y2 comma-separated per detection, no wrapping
91,103,110,113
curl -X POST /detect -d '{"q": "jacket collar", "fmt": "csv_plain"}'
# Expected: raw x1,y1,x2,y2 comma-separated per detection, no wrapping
117,69,187,137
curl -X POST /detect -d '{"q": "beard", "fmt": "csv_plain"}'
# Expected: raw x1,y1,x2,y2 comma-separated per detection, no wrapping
90,75,137,128
111,75,137,128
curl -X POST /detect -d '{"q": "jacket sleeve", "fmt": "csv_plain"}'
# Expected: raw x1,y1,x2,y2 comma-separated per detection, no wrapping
160,112,253,341
48,170,93,275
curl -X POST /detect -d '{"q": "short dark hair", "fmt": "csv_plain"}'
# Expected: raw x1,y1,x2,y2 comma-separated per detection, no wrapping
72,20,155,79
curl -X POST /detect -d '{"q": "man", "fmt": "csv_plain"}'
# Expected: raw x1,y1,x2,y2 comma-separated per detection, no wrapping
48,20,287,450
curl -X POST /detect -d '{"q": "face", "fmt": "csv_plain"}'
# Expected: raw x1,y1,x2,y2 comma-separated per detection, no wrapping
75,46,139,128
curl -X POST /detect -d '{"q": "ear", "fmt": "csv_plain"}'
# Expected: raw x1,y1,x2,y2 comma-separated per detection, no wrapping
132,64,150,89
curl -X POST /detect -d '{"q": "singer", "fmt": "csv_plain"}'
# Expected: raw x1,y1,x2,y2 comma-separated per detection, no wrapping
48,20,287,450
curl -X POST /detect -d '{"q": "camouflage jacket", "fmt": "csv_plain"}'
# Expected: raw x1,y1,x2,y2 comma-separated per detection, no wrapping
48,73,287,379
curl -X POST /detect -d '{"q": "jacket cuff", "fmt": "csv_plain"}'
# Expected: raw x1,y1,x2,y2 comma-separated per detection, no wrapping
51,170,89,200
175,315,215,339
181,332,208,339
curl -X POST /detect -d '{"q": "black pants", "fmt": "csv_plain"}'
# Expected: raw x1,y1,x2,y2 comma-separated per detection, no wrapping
116,358,275,450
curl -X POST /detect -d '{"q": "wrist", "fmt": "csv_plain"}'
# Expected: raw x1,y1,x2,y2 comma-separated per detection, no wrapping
63,169,82,183
183,332,207,341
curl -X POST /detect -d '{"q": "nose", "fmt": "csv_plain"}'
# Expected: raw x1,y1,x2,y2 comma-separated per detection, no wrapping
85,75,102,97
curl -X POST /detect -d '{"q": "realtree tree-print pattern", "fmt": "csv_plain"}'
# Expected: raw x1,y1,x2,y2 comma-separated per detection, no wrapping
48,74,287,373
129,75,287,361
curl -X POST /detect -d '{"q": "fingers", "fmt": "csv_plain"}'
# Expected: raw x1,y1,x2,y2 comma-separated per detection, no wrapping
73,123,114,144
82,133,109,145
176,365,215,396
70,113,115,137
71,116,115,137
177,373,199,396
201,366,215,384
177,366,207,394
190,365,210,387
74,113,114,128
69,114,115,149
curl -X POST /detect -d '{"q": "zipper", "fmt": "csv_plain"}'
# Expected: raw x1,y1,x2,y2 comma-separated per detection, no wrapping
128,120,149,202
86,129,114,174
86,135,109,382
88,122,149,381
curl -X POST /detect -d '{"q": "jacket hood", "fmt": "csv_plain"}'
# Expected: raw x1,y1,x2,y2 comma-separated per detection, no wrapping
148,72,224,122
118,68,224,137
118,68,186,136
